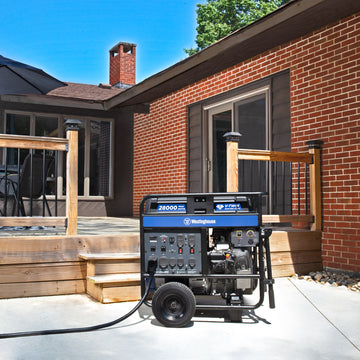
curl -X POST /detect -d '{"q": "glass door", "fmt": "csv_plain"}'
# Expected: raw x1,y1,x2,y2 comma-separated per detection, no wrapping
205,85,291,214
207,89,270,199
234,92,269,198
208,106,232,192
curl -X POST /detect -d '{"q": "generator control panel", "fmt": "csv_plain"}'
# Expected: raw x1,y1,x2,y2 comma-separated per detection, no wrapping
144,231,203,275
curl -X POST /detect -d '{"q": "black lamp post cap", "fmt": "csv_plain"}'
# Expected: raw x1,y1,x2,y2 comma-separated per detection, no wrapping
65,119,82,131
306,140,323,149
223,132,242,142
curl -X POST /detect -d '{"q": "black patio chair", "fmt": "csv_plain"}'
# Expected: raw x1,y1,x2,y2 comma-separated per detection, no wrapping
0,153,54,216
0,173,20,216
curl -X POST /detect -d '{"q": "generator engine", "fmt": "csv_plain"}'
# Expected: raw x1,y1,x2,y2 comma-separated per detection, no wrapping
188,227,257,297
140,193,274,327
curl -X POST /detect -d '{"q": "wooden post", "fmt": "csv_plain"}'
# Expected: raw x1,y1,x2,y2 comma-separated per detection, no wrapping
224,132,242,192
65,119,80,236
307,140,323,231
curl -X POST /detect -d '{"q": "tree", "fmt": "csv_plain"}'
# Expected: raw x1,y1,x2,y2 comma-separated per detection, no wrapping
185,0,290,56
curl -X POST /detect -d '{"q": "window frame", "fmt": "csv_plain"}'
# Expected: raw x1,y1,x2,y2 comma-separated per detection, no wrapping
3,110,114,200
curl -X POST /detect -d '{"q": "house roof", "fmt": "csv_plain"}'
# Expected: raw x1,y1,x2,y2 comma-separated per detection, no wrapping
103,0,360,110
48,82,124,101
0,82,124,111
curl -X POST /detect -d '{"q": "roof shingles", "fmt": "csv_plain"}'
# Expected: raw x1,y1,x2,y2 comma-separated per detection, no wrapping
47,82,124,101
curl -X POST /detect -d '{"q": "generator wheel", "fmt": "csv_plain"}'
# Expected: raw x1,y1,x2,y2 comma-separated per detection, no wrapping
152,282,196,327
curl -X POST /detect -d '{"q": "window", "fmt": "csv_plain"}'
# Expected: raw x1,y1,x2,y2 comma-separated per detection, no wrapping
90,120,111,196
35,116,59,137
62,118,112,198
6,113,31,165
4,112,113,198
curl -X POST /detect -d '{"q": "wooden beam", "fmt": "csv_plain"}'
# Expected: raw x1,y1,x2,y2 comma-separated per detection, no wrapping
226,139,239,192
269,230,321,252
237,148,313,164
225,133,241,192
271,250,322,265
262,214,313,224
78,253,140,261
0,134,68,151
0,234,140,264
65,122,79,235
0,280,85,299
0,217,66,227
0,262,86,284
308,142,322,231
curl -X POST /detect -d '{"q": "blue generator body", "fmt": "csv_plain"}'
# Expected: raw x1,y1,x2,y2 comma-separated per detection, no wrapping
140,192,274,327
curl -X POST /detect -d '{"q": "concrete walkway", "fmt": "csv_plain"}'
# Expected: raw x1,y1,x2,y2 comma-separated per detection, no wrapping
0,278,359,360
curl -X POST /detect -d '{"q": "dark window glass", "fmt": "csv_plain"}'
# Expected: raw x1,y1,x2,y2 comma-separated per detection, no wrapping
90,121,110,196
235,95,266,150
235,94,267,194
35,116,58,137
6,113,30,135
212,110,232,192
6,114,30,165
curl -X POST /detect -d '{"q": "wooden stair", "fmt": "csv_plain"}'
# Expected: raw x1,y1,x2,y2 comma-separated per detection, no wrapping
79,252,141,304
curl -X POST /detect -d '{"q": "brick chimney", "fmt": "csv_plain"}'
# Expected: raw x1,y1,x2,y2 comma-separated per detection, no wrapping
109,42,136,89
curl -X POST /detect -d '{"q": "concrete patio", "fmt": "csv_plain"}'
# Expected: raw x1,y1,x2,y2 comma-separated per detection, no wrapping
0,277,359,360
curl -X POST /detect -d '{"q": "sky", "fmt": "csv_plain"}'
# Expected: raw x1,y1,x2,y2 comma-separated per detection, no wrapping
0,0,204,85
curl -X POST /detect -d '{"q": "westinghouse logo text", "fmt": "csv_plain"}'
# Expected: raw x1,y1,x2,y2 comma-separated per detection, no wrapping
184,218,216,226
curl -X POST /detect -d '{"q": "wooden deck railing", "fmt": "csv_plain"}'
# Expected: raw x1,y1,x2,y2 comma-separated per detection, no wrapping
0,119,79,235
225,133,322,231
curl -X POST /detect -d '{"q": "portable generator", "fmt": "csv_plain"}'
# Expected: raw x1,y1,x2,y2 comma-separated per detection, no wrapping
140,192,275,327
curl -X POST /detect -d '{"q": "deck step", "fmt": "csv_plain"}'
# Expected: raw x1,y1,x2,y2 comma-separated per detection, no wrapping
80,252,141,304
88,273,140,285
78,252,140,261
86,273,141,304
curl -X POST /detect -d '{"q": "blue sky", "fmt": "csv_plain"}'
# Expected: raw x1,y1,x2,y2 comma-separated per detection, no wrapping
0,0,203,85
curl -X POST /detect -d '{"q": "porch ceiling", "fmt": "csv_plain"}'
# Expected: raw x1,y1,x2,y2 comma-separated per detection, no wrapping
104,0,360,110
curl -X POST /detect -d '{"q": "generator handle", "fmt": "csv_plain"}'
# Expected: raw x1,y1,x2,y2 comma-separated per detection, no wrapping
262,228,275,309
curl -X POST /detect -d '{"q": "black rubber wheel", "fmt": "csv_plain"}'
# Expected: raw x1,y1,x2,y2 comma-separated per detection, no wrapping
152,282,196,327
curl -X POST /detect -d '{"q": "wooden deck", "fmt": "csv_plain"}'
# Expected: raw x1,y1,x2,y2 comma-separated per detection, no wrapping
0,217,322,301
0,217,140,236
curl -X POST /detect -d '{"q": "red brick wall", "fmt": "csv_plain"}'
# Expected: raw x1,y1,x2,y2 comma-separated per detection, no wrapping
133,13,360,272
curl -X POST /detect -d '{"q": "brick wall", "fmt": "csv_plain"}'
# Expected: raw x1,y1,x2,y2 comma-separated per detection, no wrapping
133,13,360,272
